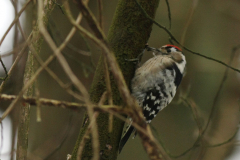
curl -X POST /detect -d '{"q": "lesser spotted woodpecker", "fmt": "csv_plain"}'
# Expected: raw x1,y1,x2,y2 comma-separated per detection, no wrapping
119,44,186,153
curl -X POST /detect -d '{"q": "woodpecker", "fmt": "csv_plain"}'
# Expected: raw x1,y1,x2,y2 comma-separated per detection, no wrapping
119,44,186,153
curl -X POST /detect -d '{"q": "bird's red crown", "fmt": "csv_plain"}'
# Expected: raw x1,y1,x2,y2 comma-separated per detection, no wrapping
164,44,182,51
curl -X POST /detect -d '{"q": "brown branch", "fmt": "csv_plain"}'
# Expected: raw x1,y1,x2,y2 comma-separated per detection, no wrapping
104,57,114,132
0,92,170,160
17,1,56,159
0,34,33,123
65,0,135,110
70,1,171,159
0,93,151,141
48,19,91,56
37,1,100,160
0,94,116,111
0,1,88,123
0,33,32,93
75,1,133,103
0,0,32,46
77,113,99,160
10,0,19,53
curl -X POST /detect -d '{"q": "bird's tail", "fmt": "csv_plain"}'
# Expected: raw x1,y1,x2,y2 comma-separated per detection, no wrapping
118,125,135,153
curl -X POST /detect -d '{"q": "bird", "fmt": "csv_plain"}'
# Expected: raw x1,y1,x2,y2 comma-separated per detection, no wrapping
119,44,186,153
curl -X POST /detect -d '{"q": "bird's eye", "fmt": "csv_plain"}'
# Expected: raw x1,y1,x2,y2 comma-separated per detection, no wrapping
167,49,171,53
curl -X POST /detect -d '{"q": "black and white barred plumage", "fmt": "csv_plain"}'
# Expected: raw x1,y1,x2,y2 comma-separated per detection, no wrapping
119,44,186,153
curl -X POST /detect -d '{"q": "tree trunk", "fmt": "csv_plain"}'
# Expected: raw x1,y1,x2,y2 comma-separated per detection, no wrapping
16,1,56,159
71,0,160,160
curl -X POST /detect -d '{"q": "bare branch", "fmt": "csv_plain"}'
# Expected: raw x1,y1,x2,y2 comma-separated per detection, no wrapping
0,94,124,112
0,58,8,80
0,1,88,123
64,1,171,159
165,0,171,29
134,0,240,73
203,45,240,134
37,0,100,159
0,0,32,46
64,0,135,109
0,33,32,92
97,0,103,29
180,0,198,45
77,113,99,160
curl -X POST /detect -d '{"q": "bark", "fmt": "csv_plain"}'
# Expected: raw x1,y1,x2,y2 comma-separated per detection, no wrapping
16,1,56,160
71,0,160,160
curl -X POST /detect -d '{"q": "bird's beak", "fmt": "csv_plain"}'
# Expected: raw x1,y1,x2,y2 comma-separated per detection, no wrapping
145,46,164,56
146,46,155,51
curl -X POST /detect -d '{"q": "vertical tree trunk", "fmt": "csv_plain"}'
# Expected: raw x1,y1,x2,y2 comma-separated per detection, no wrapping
71,0,160,159
16,1,56,159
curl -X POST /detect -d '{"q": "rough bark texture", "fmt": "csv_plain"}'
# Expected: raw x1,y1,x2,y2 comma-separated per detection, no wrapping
71,0,160,160
16,51,34,160
16,1,56,160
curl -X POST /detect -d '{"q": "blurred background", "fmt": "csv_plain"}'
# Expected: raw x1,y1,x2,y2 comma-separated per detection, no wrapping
0,0,240,160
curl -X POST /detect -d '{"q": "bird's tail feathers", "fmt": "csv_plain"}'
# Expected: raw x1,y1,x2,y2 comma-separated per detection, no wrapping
118,125,135,153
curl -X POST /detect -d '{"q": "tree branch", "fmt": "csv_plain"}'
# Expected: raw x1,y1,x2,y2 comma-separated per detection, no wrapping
134,0,240,73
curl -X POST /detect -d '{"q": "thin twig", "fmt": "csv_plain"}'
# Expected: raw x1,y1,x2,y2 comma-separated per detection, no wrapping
0,43,25,58
97,0,113,132
48,19,91,56
196,45,240,159
0,0,32,46
165,0,171,29
202,45,240,135
0,6,88,122
167,127,238,159
97,0,103,29
169,45,240,158
35,80,41,122
182,98,202,134
10,0,19,53
151,97,203,158
0,58,8,80
32,51,85,101
180,0,198,45
38,1,100,160
77,113,99,160
0,0,33,89
206,127,238,148
104,57,113,132
134,0,240,73
0,93,124,112
21,27,85,101
0,32,32,93
64,1,171,159
64,1,134,107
